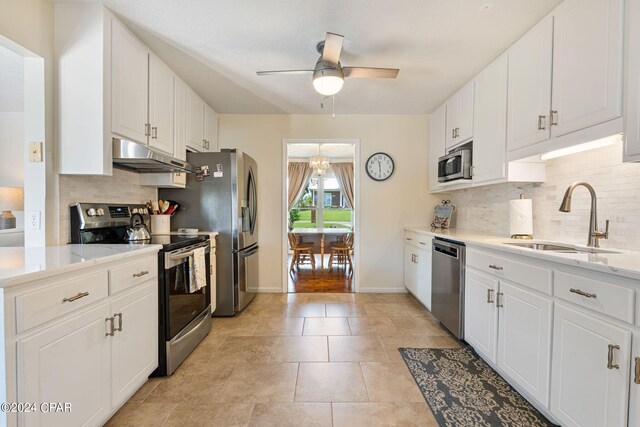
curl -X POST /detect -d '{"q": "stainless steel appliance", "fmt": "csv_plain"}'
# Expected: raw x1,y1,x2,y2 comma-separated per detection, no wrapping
69,203,212,376
160,149,258,316
112,138,196,173
431,237,465,339
438,147,472,182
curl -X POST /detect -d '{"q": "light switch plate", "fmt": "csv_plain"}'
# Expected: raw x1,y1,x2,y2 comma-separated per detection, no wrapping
29,142,43,162
27,211,41,230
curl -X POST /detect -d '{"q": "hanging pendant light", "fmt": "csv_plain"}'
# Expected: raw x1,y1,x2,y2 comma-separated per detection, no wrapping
309,145,330,176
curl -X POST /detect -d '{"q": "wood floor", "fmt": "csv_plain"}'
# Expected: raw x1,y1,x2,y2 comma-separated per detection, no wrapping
288,255,353,293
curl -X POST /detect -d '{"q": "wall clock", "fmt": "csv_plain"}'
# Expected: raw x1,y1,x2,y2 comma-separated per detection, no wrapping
366,152,394,181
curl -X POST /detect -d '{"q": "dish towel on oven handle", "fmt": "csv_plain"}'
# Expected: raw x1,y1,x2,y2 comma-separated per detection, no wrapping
189,247,207,293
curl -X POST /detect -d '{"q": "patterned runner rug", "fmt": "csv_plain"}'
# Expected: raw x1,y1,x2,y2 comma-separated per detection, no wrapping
399,347,557,427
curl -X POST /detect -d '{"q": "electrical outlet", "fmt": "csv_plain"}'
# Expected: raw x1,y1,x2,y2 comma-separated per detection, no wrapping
27,211,41,230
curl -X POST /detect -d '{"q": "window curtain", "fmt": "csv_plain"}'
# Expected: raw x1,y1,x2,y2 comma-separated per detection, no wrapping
288,162,313,210
331,163,355,210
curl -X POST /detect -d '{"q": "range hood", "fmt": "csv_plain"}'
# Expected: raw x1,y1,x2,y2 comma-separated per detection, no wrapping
112,138,196,173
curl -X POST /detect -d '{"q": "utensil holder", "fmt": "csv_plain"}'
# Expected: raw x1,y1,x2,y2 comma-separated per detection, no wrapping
151,215,170,234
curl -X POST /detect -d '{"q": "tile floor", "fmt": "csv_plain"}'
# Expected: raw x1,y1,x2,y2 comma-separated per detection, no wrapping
106,292,462,426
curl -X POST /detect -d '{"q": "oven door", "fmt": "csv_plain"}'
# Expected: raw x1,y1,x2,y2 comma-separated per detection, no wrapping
164,242,211,339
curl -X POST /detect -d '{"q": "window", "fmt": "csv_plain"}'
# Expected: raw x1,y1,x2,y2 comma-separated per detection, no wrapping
289,170,352,229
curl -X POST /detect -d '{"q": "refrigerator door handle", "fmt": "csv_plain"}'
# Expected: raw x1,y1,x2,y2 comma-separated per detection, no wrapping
240,245,259,257
248,166,258,235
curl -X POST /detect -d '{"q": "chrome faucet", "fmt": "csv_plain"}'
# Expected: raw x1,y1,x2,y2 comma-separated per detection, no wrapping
559,182,609,247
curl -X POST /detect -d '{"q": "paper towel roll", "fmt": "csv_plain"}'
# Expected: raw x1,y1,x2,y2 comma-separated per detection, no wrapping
509,197,533,237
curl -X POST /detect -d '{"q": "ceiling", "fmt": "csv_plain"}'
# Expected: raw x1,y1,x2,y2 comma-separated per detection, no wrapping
0,45,23,113
288,143,354,160
58,0,562,114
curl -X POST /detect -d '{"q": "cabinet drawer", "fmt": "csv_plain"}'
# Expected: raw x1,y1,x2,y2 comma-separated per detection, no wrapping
109,255,158,295
16,271,109,333
404,232,432,250
467,249,552,295
554,270,634,324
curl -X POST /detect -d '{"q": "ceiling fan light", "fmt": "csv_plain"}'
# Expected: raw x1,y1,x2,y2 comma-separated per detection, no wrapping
313,71,344,96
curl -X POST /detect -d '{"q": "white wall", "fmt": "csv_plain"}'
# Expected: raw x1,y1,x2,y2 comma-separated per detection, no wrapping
450,142,640,250
0,114,24,187
0,0,56,246
219,114,441,292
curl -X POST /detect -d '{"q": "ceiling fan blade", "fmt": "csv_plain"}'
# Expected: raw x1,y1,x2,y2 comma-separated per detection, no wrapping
321,32,344,65
256,70,314,76
343,67,400,78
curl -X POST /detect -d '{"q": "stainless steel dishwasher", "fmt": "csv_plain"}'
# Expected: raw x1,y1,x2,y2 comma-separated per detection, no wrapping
431,237,465,339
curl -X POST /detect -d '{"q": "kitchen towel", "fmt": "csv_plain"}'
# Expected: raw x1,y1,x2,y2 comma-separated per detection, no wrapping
509,196,533,237
189,247,207,293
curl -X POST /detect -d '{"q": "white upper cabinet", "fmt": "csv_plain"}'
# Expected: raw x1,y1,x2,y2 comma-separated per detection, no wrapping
174,77,188,161
204,104,218,152
551,0,623,138
148,55,175,155
473,55,508,184
111,19,149,145
187,89,206,152
507,16,553,152
624,0,640,162
445,81,474,150
428,104,446,191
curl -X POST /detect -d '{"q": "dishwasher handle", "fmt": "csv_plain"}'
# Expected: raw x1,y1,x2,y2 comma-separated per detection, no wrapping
433,241,460,259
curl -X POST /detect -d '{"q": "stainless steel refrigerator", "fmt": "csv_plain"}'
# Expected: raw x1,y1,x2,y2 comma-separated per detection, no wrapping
160,149,258,316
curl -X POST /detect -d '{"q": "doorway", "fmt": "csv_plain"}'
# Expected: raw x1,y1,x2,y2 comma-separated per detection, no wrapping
282,139,359,293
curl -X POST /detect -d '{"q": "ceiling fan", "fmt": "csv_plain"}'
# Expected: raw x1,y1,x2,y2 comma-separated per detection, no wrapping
256,32,400,96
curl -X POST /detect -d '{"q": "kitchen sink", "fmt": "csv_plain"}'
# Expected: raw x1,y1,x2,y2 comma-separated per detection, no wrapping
503,241,621,254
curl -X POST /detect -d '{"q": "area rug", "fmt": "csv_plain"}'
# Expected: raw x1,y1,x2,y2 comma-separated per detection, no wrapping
399,347,557,427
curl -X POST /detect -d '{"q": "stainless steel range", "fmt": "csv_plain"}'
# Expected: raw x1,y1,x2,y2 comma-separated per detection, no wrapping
70,203,212,375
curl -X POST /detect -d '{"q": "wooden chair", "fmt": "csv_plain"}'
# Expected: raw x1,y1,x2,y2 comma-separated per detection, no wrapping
288,233,316,273
328,232,354,271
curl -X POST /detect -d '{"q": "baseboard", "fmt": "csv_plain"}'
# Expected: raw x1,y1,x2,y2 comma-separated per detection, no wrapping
255,287,283,293
358,287,408,293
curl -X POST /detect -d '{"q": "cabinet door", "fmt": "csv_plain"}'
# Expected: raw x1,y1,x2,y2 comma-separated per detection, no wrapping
174,78,188,161
403,244,417,295
428,104,446,191
473,55,507,184
415,246,432,310
455,81,474,143
464,269,498,364
110,282,158,407
551,303,631,427
507,16,553,152
187,90,205,152
497,281,553,407
628,334,640,427
624,0,640,162
18,304,111,427
111,19,149,144
204,104,218,152
444,96,457,150
148,55,175,155
551,0,623,138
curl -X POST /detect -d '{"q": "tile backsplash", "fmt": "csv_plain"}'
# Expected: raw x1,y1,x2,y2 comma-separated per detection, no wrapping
449,142,640,250
58,168,157,244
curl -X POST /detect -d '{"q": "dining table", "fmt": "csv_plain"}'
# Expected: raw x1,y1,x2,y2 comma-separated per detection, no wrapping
291,227,352,271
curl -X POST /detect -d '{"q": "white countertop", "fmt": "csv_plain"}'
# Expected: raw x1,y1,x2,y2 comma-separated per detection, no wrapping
405,226,640,282
0,244,162,288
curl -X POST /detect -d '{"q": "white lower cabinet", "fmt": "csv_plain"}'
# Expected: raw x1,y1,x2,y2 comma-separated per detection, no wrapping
464,269,498,363
497,281,552,406
551,303,631,427
19,303,112,427
110,282,158,405
403,232,432,310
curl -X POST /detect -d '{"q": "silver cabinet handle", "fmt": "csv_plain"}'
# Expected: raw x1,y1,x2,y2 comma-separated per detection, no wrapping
152,126,158,139
496,292,504,308
105,317,115,337
607,344,620,369
145,123,151,137
452,128,456,138
114,313,123,332
405,237,413,241
414,255,419,263
550,110,558,126
537,115,546,130
455,127,460,138
570,288,597,299
489,265,503,271
419,241,426,246
133,270,149,278
487,288,494,304
62,291,89,303
635,357,640,384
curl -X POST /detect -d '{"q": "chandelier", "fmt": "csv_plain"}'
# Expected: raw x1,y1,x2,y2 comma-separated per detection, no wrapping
309,152,330,176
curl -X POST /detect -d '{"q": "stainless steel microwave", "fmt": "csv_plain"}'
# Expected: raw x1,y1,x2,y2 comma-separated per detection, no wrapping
438,148,472,182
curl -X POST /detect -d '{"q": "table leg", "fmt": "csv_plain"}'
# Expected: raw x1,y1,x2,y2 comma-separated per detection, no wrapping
320,234,325,272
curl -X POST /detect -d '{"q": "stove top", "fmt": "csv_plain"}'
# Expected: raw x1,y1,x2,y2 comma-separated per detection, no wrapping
150,234,209,251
